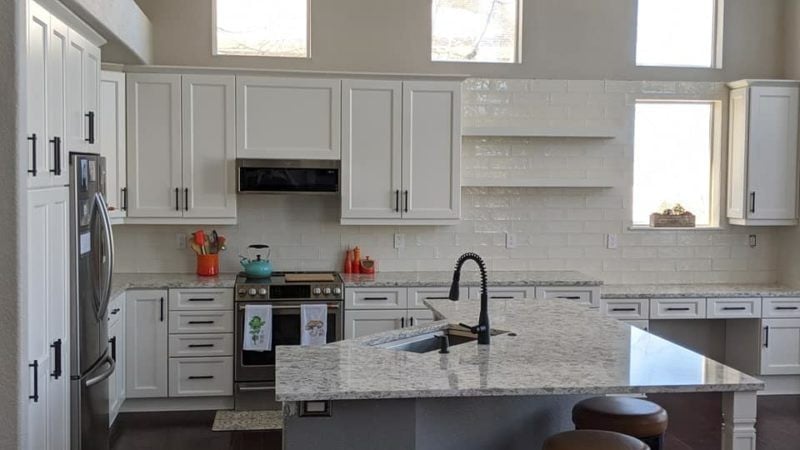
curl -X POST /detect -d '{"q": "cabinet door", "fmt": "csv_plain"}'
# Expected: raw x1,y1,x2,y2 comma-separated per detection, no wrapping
182,75,237,218
344,310,406,339
761,318,800,375
108,315,122,425
727,88,748,220
65,29,87,154
747,86,799,220
100,71,127,214
126,74,183,218
125,290,168,398
83,41,101,151
47,14,69,187
341,80,403,219
402,81,461,220
236,76,341,160
27,2,49,187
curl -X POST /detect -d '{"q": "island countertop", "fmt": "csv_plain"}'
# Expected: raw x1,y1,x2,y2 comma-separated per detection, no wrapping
275,298,763,402
340,270,602,288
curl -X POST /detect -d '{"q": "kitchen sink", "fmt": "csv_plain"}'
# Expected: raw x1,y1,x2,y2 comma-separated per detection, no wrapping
373,326,508,354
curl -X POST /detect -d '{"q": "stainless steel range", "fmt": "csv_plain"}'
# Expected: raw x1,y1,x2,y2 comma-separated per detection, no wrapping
234,272,343,410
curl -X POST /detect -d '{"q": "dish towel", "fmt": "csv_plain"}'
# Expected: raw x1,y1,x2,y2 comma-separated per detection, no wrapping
243,304,272,352
301,304,328,347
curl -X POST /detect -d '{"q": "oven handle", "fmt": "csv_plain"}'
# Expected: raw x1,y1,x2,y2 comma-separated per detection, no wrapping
238,304,341,311
238,385,275,392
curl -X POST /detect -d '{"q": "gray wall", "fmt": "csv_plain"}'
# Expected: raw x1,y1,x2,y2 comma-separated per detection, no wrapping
0,0,23,448
133,0,786,81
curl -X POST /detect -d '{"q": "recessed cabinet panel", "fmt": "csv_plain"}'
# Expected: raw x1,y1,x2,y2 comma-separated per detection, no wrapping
344,310,406,339
126,290,169,398
100,71,127,215
761,318,800,375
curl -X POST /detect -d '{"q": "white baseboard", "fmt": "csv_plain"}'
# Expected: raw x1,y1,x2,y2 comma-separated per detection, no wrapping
758,375,800,396
120,396,234,413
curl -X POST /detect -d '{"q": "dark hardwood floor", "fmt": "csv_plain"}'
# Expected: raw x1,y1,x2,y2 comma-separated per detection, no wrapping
111,395,800,450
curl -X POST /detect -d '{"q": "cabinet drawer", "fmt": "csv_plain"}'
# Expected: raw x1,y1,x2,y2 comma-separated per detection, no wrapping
707,298,761,319
408,287,468,309
169,333,233,357
650,298,706,320
169,311,234,334
469,286,534,300
169,288,233,311
622,320,650,331
601,299,649,320
345,288,408,309
536,286,599,308
168,357,233,397
763,298,800,318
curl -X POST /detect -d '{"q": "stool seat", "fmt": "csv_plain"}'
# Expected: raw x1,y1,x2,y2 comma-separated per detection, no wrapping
572,397,668,438
543,430,650,450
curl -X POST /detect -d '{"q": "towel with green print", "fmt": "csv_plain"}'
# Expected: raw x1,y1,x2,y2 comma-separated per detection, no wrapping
243,304,272,352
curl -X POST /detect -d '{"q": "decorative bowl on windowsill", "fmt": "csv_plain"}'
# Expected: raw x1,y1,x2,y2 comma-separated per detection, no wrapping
649,204,696,228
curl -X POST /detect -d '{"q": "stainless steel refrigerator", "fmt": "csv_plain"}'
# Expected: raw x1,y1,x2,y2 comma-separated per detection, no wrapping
69,153,115,450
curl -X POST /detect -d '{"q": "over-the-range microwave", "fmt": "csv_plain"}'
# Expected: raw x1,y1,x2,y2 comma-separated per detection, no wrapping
236,159,339,194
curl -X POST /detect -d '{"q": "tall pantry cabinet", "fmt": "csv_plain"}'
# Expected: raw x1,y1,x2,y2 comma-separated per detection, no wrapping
24,1,103,449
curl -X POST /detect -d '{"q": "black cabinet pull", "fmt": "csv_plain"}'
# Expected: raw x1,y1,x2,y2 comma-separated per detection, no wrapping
403,190,409,213
188,375,214,380
29,360,39,402
188,320,215,325
775,306,799,311
109,336,117,362
121,187,128,211
491,296,515,299
395,190,400,213
666,307,691,311
160,297,164,322
188,344,215,348
184,188,189,211
188,298,215,302
722,306,747,311
85,111,95,143
557,296,582,300
364,297,388,301
110,308,120,315
764,326,770,348
749,192,756,213
49,136,61,175
612,307,637,312
427,296,449,300
50,339,62,379
400,317,405,328
409,317,415,326
175,188,180,211
27,134,37,176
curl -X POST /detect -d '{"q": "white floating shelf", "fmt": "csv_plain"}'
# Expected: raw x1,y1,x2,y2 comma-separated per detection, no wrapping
461,126,617,139
461,178,616,188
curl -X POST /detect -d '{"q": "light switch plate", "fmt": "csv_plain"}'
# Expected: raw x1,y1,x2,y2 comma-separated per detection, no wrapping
606,234,618,249
176,233,187,249
505,232,517,249
394,233,405,249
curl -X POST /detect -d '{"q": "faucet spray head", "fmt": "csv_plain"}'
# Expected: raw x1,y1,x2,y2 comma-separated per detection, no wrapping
449,271,461,301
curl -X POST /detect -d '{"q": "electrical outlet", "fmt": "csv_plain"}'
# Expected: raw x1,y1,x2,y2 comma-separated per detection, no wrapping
393,233,405,249
505,232,517,249
606,233,618,249
749,234,757,248
176,233,187,249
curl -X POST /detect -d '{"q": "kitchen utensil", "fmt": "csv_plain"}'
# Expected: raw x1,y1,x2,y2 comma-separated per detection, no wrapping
190,242,203,255
194,231,206,255
211,230,219,253
218,236,227,252
239,244,273,278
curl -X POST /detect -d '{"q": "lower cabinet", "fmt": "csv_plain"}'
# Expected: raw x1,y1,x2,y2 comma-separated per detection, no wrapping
345,309,407,339
168,357,233,397
108,292,126,425
344,286,444,339
761,318,800,375
126,290,169,398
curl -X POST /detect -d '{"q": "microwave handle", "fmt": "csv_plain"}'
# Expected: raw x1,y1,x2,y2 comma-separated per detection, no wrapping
238,304,340,311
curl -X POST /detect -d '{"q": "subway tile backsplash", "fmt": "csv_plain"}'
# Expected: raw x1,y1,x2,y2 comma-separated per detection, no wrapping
113,79,778,285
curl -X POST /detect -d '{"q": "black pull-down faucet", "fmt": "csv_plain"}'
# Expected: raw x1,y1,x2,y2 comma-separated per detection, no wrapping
448,252,491,345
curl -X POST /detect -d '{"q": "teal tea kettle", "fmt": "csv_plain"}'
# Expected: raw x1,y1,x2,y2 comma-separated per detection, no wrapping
240,244,273,278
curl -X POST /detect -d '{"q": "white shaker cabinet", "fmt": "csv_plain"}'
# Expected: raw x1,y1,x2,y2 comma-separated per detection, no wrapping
100,70,128,219
126,290,169,398
761,318,800,375
107,293,126,425
344,310,407,339
727,80,799,226
341,80,461,225
65,29,100,156
236,76,341,160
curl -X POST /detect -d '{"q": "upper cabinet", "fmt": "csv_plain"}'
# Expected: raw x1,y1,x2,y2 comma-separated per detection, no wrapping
65,28,101,157
341,80,461,225
236,77,341,160
100,71,128,220
127,73,237,224
727,80,800,226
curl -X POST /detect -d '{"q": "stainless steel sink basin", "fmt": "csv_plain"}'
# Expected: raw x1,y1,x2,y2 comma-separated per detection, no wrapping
373,326,508,354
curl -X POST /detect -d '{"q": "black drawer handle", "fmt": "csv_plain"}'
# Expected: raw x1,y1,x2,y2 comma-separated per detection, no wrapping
188,298,215,302
49,136,61,175
85,111,95,143
50,339,62,379
557,296,582,300
188,344,215,348
722,307,747,311
188,375,214,380
27,134,37,176
612,307,637,312
427,297,449,300
188,320,215,325
364,297,389,301
666,307,691,311
491,296,515,299
109,336,117,362
29,360,39,402
775,306,799,311
110,308,121,315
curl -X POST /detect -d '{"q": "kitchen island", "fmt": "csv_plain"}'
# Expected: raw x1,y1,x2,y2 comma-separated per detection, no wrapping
276,298,763,450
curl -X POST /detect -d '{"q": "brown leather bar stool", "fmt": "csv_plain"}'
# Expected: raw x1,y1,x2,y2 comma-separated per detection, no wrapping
543,430,650,450
572,397,668,450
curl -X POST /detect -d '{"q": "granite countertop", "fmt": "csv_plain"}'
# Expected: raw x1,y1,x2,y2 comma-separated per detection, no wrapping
340,271,602,288
602,284,800,299
110,273,237,299
275,299,763,402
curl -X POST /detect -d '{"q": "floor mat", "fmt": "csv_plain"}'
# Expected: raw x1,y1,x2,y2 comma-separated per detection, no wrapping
212,410,283,432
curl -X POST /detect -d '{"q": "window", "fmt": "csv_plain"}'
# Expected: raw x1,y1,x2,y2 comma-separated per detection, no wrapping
636,0,721,68
214,0,308,58
432,0,521,63
633,102,714,226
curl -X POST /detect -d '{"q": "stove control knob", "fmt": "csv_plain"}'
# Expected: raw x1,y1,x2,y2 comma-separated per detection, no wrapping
258,288,267,296
247,288,257,296
312,287,322,296
333,287,342,296
238,288,247,296
323,287,332,295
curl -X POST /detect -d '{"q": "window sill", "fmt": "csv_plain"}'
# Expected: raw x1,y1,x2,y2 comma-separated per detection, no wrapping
628,226,724,232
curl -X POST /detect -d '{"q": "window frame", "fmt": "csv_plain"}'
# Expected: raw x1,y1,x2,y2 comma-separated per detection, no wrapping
211,0,312,59
631,99,724,229
635,0,724,69
430,0,524,64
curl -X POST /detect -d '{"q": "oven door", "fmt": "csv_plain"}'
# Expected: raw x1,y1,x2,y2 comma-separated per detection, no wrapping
234,301,342,382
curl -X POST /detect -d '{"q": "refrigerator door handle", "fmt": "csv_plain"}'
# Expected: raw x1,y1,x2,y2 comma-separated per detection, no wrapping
85,353,115,388
95,193,114,318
